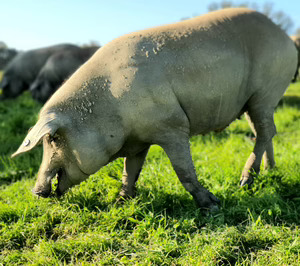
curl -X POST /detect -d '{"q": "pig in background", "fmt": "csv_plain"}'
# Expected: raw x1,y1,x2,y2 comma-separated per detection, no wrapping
30,46,100,103
0,46,18,70
0,43,79,99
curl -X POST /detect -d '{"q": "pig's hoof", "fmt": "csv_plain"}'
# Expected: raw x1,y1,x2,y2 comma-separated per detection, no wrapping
116,196,126,204
119,190,135,198
117,189,136,203
194,190,220,211
240,176,254,187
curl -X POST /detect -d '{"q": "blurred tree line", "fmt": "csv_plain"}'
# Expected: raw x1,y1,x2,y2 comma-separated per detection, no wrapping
184,1,300,35
208,1,295,33
81,40,101,48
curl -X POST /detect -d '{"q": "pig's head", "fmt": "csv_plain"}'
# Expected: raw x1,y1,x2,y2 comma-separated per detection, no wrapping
0,72,27,100
12,107,124,197
11,112,91,197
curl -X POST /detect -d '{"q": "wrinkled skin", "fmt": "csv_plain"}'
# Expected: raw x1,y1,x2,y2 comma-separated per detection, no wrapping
291,35,300,82
0,44,79,100
30,46,99,103
13,8,298,211
33,132,89,197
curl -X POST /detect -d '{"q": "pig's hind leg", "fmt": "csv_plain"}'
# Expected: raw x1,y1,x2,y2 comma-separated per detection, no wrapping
240,110,276,186
245,112,276,171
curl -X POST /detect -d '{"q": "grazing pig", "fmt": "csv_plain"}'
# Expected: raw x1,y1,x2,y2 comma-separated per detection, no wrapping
0,44,79,99
291,35,300,82
30,46,100,103
12,8,297,211
0,48,17,70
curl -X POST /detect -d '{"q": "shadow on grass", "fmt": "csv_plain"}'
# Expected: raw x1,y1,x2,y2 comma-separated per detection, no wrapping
278,95,300,109
10,172,296,264
221,171,300,225
61,169,300,227
63,190,111,212
215,233,283,265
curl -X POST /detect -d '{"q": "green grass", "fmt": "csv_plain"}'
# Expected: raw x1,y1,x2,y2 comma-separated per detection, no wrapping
0,81,299,265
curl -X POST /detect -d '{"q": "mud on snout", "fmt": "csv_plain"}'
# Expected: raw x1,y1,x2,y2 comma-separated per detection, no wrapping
32,168,68,198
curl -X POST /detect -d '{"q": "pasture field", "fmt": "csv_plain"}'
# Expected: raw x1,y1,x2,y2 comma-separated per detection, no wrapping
0,79,299,265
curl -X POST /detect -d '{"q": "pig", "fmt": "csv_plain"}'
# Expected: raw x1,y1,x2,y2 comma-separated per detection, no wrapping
12,8,297,211
0,44,79,99
30,46,100,103
0,47,17,70
291,35,300,82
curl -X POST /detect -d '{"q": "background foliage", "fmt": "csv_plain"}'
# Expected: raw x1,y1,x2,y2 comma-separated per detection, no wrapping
207,1,294,33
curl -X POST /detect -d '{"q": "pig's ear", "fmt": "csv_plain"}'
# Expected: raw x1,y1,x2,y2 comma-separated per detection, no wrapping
11,113,59,158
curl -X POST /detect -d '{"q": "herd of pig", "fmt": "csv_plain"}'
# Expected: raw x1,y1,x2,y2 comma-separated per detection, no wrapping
0,44,99,103
2,8,300,212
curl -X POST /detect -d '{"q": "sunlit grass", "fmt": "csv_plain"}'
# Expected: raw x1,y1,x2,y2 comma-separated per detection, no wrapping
0,82,299,264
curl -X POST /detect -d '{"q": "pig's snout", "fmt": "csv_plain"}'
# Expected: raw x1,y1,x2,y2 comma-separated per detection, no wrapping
32,168,61,198
32,188,51,198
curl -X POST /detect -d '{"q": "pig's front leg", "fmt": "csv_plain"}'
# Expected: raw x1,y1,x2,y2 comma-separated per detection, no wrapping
160,133,220,211
120,147,149,198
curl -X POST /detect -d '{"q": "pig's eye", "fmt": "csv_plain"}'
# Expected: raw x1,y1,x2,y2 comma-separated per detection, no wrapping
50,134,59,144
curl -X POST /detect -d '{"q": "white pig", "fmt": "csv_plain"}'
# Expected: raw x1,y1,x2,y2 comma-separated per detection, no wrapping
12,8,297,211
